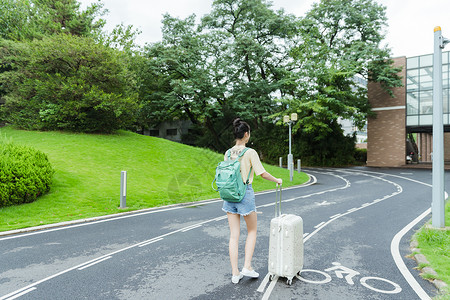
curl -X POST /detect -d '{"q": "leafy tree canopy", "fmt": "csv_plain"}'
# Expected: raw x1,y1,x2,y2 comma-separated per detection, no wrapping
0,34,138,133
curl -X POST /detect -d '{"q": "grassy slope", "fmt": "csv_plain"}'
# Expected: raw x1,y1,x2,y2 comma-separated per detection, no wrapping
416,201,450,289
0,127,309,231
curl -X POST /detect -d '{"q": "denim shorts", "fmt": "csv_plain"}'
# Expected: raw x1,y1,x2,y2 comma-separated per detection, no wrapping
222,184,256,216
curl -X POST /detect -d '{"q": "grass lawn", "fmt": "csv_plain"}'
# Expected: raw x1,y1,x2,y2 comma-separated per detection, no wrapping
415,200,450,296
0,126,309,232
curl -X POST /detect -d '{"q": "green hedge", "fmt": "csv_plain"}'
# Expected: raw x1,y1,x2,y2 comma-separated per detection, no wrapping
0,141,54,207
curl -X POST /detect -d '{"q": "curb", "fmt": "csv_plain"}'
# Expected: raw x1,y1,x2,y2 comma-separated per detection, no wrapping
410,236,449,294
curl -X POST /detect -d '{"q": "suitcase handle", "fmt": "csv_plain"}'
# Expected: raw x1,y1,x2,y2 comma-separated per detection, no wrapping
275,184,282,217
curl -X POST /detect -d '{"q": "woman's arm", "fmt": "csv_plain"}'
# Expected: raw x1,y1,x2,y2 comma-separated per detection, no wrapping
260,172,283,185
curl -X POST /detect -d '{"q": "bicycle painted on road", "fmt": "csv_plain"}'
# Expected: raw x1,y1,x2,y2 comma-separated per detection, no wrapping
297,262,402,295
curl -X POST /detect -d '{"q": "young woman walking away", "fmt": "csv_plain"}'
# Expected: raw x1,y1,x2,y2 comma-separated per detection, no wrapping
222,118,283,284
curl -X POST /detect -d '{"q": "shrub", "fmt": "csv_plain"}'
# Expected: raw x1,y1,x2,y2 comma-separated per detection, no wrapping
0,140,54,207
354,148,367,163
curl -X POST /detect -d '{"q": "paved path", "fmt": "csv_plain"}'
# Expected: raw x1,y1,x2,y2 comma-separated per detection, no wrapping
0,167,444,299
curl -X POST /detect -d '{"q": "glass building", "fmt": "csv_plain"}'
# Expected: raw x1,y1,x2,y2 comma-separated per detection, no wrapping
406,51,450,132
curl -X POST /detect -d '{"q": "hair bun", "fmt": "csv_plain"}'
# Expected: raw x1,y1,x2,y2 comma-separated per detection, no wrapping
233,118,242,128
232,117,250,140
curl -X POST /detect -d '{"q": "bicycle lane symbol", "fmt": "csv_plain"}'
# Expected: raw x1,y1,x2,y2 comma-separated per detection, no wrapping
297,262,402,295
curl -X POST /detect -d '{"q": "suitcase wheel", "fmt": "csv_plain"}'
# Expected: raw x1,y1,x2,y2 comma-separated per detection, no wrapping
287,278,293,285
269,274,275,281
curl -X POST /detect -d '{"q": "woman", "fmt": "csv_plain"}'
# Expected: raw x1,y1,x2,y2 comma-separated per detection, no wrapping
222,118,283,284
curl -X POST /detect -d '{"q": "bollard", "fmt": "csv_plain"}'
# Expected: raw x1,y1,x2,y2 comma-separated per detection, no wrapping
290,161,294,181
120,171,127,209
297,159,301,173
279,157,283,168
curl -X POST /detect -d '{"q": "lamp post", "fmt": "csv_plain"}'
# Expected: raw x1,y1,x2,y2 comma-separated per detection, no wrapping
432,26,449,228
283,113,298,181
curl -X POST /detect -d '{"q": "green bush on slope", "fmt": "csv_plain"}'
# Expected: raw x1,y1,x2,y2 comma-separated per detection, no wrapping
0,141,54,207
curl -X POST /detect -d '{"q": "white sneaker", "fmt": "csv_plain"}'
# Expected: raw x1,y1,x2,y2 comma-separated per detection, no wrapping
232,273,243,284
241,268,259,278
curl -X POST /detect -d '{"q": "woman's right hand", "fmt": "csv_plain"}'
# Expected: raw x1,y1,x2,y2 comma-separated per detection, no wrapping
276,178,282,186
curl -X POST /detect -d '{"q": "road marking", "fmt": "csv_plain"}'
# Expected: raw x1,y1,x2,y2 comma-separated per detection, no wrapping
262,275,278,300
78,256,112,270
316,200,334,206
1,288,36,300
325,262,360,285
297,269,332,284
314,222,325,229
181,224,202,232
330,213,342,219
360,276,402,294
138,238,164,247
390,208,432,300
257,273,271,292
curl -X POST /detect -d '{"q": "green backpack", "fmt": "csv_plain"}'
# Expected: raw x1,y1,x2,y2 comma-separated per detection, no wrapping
212,148,252,202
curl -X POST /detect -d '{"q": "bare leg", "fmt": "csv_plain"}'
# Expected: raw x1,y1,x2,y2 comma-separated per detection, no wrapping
227,213,241,276
243,211,257,270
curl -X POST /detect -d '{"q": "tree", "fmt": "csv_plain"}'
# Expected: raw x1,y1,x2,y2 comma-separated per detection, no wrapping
0,0,107,41
0,34,138,133
0,0,38,41
279,0,402,136
201,0,298,124
134,0,299,150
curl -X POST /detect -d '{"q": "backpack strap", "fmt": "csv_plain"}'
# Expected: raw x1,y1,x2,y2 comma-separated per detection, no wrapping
239,148,252,184
244,167,252,184
237,147,249,159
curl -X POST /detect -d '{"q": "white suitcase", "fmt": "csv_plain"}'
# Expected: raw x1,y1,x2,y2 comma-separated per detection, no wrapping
268,186,304,285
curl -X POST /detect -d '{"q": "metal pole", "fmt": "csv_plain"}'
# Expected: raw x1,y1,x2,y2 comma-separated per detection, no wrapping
120,171,127,209
279,157,283,168
297,159,301,173
432,26,445,228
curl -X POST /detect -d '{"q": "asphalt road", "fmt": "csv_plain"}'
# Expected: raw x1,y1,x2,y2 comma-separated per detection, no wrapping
0,167,445,300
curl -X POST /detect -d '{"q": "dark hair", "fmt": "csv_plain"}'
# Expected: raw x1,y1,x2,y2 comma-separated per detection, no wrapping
233,118,250,139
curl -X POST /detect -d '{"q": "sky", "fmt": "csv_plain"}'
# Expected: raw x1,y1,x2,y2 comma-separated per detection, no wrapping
79,0,450,58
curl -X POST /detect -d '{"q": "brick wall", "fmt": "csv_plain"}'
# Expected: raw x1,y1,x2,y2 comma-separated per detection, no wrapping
367,57,407,167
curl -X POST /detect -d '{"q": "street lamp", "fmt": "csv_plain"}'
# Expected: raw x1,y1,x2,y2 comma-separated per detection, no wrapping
432,26,449,228
283,113,298,181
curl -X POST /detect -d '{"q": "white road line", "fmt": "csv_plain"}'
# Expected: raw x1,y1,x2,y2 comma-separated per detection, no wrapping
390,208,432,300
262,275,279,300
181,224,202,232
138,238,164,247
330,213,342,219
314,222,325,229
78,256,112,271
1,288,36,300
257,273,271,292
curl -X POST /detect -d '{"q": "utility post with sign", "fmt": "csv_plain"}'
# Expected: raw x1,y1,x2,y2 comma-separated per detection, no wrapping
283,113,298,181
432,26,449,228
